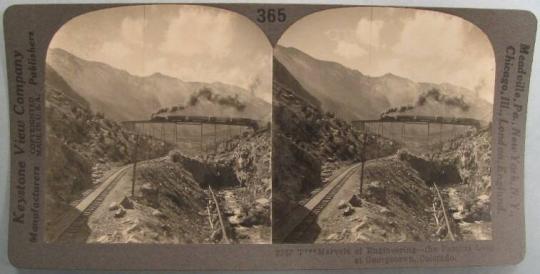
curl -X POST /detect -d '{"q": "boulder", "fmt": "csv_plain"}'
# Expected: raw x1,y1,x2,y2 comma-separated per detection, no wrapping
349,194,362,207
365,181,387,205
228,215,243,226
108,202,119,211
255,198,270,209
114,207,126,218
343,206,355,216
337,200,348,209
152,209,166,218
379,207,392,215
326,233,339,241
119,196,134,209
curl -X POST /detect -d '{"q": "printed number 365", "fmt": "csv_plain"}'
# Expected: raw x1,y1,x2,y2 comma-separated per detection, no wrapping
256,8,286,23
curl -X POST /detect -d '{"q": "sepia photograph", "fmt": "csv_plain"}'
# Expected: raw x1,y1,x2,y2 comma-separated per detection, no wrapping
44,5,272,244
272,7,494,243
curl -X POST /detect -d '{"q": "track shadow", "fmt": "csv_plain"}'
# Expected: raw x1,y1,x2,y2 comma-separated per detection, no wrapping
273,201,322,243
51,207,91,243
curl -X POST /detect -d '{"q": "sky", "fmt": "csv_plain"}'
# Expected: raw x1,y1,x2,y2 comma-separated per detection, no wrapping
48,5,273,102
278,7,495,103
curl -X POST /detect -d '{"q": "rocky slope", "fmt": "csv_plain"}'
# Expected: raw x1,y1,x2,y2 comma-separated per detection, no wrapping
275,45,492,121
322,127,492,243
435,128,492,240
315,157,437,243
44,65,172,238
272,58,399,238
208,128,272,243
47,48,270,121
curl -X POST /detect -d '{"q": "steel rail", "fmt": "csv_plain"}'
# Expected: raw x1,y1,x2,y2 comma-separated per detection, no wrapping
432,182,456,241
55,166,131,241
208,185,230,244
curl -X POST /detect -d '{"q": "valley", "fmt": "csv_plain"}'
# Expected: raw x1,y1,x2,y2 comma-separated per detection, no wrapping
44,49,271,244
273,46,492,243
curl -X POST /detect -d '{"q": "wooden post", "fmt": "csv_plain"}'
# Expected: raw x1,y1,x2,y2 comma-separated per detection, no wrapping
227,125,231,149
439,123,443,151
214,123,217,153
200,123,204,153
175,123,178,143
427,122,431,154
131,134,140,197
401,123,405,142
359,132,368,196
381,122,384,138
161,124,164,140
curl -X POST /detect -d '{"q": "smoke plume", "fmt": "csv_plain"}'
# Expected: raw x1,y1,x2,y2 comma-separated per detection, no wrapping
248,76,261,96
187,87,247,111
381,88,470,117
152,87,247,116
417,88,469,111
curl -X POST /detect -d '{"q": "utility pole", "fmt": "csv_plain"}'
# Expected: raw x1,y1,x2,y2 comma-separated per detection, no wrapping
439,123,443,151
359,132,368,196
174,123,178,144
131,134,140,197
200,123,204,153
401,123,405,142
161,123,164,140
427,122,431,153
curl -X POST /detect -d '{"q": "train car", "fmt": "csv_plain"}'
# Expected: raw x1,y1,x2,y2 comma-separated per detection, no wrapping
380,115,397,121
150,113,167,121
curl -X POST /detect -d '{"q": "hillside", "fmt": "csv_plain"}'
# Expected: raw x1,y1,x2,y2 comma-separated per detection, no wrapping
46,48,271,121
44,65,172,240
274,45,492,121
272,58,399,240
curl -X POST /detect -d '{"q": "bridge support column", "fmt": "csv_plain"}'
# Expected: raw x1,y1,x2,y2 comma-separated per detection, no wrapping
161,124,164,140
427,122,431,154
439,123,443,151
200,123,204,153
401,124,405,142
131,134,140,197
174,123,178,143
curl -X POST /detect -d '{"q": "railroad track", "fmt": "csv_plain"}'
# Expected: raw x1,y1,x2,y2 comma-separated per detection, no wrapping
432,182,456,241
284,163,364,242
68,167,125,207
207,185,231,244
56,166,131,241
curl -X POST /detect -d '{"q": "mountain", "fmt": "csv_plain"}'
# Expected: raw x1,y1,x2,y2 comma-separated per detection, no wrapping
46,48,271,122
274,46,492,122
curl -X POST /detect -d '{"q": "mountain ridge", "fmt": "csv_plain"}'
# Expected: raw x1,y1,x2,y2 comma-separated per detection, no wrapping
274,45,492,122
46,48,271,122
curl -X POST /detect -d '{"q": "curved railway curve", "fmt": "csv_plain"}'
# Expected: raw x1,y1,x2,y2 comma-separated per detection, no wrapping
52,165,132,242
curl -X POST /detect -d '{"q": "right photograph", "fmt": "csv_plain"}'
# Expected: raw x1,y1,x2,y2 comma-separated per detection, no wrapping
272,7,494,243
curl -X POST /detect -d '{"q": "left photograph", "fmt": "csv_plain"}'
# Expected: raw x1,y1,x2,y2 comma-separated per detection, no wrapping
44,5,272,244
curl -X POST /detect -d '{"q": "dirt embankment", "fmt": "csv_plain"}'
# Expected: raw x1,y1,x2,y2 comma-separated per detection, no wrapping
395,128,492,240
45,66,172,234
318,157,436,243
433,128,492,240
105,128,272,244
272,59,399,237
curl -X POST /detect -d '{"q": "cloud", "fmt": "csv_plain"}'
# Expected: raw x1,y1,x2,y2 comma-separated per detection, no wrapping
334,41,368,58
279,7,495,103
159,6,234,58
48,5,273,103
